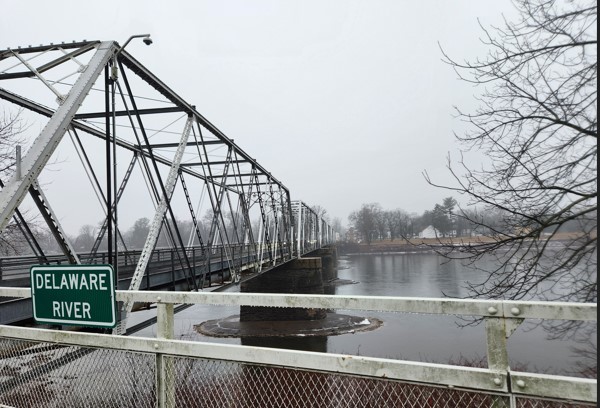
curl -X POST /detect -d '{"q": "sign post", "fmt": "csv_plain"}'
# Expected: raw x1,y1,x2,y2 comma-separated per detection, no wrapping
30,265,116,328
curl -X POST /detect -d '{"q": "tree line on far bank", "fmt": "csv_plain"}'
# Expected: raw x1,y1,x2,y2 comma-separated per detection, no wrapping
347,197,590,245
347,198,465,244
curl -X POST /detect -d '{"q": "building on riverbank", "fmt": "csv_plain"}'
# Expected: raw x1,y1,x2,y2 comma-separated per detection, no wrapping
418,225,441,239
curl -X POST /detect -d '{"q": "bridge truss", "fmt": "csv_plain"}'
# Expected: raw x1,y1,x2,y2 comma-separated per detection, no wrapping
0,40,335,323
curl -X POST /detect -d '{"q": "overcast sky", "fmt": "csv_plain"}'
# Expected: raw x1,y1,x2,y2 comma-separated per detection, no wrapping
1,1,517,233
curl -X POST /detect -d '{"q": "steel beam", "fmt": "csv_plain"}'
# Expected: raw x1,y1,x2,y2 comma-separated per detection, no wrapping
74,106,185,119
119,116,194,326
0,41,116,232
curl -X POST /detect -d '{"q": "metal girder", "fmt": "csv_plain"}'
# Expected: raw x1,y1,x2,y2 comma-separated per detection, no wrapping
119,50,288,192
28,181,80,264
205,146,236,284
253,168,273,264
292,200,329,255
147,140,223,149
225,182,276,187
74,106,185,119
0,39,337,322
209,172,256,179
88,153,138,261
179,172,206,251
117,116,195,333
0,179,48,263
124,118,192,286
0,88,241,195
0,41,100,61
0,41,116,232
181,160,248,166
0,43,98,80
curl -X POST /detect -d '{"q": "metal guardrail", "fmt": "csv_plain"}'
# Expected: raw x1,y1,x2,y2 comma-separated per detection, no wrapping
0,244,297,282
0,288,596,407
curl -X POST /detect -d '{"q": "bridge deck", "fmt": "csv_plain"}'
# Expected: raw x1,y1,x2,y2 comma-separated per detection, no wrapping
0,244,308,325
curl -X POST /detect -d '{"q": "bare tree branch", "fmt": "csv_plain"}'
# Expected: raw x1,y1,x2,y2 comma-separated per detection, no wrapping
431,0,597,304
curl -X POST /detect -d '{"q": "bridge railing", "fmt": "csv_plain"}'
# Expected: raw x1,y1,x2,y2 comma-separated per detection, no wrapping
0,288,596,408
0,242,298,288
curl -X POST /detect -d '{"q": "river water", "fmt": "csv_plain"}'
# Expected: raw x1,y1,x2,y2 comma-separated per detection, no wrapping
137,252,596,377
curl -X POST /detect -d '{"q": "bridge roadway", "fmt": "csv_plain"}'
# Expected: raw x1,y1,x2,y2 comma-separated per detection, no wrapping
0,243,314,325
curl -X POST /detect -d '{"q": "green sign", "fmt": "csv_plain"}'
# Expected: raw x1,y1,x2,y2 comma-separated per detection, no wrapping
30,265,116,328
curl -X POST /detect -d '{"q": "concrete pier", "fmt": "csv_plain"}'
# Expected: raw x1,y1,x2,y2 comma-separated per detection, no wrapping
240,257,326,321
196,246,383,338
311,247,338,282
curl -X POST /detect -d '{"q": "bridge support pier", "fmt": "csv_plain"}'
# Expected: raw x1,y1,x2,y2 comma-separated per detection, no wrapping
198,245,381,340
310,246,338,282
240,257,326,322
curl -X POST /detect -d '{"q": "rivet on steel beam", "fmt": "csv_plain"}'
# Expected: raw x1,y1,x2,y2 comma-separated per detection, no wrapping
516,380,526,388
488,306,498,315
156,297,162,303
511,307,521,316
493,378,502,386
154,343,159,349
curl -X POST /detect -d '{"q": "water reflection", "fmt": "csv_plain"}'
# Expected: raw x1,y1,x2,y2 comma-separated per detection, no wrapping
242,336,327,353
337,253,483,298
332,254,596,377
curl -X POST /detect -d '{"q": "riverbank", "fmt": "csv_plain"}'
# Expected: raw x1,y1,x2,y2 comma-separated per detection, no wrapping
337,232,588,255
337,238,475,255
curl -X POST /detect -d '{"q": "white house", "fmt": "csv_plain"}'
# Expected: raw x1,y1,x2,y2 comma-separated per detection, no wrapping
418,225,440,239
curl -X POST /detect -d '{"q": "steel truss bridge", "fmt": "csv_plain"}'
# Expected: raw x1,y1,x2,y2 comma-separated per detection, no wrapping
0,39,596,408
0,40,335,328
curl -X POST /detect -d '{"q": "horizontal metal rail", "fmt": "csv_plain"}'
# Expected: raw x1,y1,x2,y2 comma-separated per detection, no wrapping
1,324,507,393
2,288,596,321
0,287,596,405
0,244,293,283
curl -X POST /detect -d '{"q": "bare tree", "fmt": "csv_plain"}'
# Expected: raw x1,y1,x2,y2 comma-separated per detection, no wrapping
310,205,329,223
374,208,387,241
348,203,381,244
128,217,150,249
0,110,32,255
427,0,597,303
74,224,96,251
0,109,27,179
385,209,410,242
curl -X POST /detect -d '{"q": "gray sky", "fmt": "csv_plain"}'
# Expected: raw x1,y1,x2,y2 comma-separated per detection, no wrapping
1,1,516,233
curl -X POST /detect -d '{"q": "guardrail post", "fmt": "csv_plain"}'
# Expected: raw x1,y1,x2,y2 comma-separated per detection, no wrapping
171,249,175,289
485,315,515,408
157,302,175,408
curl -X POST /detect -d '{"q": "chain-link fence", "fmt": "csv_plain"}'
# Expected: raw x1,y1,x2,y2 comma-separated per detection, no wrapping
166,355,509,408
0,338,155,408
515,398,595,408
1,338,594,408
1,289,596,407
